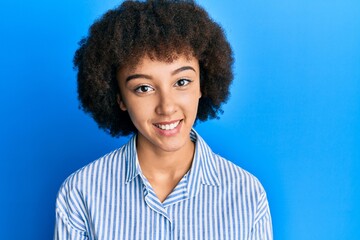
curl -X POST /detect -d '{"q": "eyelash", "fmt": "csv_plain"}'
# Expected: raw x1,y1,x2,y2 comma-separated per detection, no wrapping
133,79,192,94
175,78,192,87
134,85,154,93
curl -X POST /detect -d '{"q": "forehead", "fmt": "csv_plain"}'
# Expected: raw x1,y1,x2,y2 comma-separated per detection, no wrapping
117,44,196,68
120,53,199,75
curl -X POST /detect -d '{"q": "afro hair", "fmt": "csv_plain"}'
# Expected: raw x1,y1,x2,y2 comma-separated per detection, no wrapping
74,0,234,137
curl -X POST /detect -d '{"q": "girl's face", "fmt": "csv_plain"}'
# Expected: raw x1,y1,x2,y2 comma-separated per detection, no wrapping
117,54,201,154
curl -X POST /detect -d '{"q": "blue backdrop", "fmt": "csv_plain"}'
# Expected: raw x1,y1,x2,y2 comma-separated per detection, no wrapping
0,0,359,239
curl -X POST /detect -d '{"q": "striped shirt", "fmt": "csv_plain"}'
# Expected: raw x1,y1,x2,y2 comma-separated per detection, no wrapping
54,129,272,239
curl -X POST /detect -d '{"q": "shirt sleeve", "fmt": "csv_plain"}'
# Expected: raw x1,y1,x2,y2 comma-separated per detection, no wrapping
54,179,89,240
54,209,89,240
249,189,273,240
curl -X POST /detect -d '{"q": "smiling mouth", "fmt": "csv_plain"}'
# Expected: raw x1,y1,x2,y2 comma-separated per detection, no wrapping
154,120,182,130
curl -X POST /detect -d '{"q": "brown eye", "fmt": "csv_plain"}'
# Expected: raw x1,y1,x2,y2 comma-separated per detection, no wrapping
135,85,154,93
175,79,191,87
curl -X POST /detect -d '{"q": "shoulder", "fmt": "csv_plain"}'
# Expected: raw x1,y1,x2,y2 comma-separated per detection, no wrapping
193,130,266,197
54,142,133,234
213,152,266,197
55,145,127,230
56,144,127,204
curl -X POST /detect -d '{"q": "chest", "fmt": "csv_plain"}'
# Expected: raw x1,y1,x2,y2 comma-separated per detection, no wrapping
86,184,253,240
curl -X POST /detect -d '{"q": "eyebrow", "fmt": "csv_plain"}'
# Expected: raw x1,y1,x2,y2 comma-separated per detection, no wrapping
126,74,151,82
172,66,197,75
125,66,196,82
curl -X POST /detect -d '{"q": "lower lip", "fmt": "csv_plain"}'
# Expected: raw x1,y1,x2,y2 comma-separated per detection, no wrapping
153,120,183,137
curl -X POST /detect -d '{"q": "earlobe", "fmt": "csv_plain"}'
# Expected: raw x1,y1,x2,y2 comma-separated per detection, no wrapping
117,94,127,111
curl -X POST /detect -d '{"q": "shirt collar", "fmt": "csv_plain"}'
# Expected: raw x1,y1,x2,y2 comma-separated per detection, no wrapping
187,129,220,197
124,134,140,183
124,129,221,192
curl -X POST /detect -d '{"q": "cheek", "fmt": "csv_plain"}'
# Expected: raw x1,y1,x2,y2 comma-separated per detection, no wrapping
125,97,153,121
178,90,201,110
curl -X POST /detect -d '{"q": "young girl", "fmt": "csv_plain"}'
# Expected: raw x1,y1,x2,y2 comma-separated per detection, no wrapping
54,1,272,239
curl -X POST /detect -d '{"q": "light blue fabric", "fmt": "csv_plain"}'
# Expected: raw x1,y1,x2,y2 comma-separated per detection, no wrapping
54,129,272,239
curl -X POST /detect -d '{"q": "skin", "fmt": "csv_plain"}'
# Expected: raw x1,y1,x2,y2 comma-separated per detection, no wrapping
117,54,202,202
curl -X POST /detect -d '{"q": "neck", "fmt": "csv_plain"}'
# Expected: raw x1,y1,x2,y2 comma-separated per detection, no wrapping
136,137,195,180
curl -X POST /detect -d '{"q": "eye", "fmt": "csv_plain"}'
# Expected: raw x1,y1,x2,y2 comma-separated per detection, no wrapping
175,79,191,87
135,85,154,93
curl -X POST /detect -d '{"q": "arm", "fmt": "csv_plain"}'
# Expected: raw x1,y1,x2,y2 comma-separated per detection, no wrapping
54,180,89,240
250,190,273,240
54,208,89,240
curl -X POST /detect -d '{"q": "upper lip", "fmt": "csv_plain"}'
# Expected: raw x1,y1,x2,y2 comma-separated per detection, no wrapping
153,119,182,125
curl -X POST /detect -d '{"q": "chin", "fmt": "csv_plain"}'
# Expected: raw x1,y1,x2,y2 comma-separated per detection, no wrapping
157,140,186,153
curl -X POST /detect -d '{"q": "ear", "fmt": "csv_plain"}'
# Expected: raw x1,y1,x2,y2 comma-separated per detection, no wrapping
117,94,127,111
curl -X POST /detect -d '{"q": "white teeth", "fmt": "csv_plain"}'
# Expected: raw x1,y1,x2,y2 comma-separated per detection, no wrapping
156,121,180,130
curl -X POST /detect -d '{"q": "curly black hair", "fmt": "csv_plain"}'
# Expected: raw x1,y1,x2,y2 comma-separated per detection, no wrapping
74,0,234,137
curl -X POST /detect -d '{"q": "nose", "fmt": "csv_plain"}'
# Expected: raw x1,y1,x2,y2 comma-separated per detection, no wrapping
155,90,176,116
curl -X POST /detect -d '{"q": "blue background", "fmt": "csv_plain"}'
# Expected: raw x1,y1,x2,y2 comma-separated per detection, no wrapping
0,0,359,239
